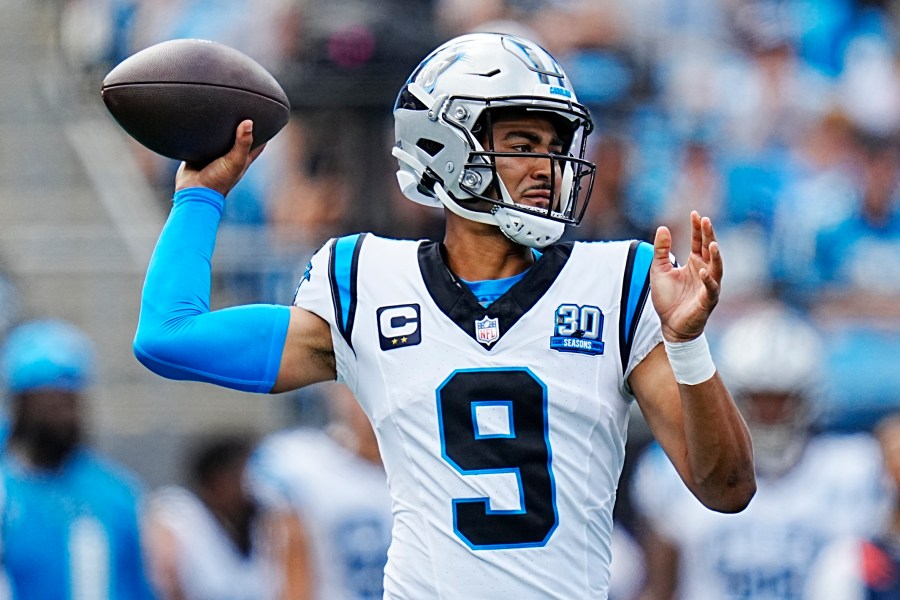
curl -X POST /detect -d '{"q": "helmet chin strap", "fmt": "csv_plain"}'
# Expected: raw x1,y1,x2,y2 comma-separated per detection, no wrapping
435,183,564,248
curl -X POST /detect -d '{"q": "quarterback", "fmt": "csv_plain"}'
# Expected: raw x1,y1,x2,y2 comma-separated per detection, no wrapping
134,33,756,599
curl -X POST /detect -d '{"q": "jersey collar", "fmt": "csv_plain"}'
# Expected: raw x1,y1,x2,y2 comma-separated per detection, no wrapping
417,241,573,350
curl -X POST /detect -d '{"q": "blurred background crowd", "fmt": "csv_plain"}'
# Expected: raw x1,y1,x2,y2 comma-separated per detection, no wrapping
3,0,900,598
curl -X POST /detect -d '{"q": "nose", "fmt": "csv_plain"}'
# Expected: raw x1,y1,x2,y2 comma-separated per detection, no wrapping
530,154,561,184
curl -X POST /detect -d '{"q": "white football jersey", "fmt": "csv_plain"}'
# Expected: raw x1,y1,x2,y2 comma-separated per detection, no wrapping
250,428,394,600
293,235,662,599
146,486,280,600
632,434,888,600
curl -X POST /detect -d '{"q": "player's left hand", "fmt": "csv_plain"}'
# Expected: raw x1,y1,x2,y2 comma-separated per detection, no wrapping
649,211,722,343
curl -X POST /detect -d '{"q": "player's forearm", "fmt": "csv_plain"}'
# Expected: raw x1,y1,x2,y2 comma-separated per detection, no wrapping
679,373,756,512
133,187,290,393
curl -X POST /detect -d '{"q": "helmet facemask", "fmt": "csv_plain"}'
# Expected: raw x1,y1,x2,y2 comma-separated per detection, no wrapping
739,390,814,478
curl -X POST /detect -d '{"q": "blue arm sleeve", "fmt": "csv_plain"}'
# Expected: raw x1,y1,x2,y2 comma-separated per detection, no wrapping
133,187,290,393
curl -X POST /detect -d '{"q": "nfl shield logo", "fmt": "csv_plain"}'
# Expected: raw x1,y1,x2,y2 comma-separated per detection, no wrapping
475,316,500,345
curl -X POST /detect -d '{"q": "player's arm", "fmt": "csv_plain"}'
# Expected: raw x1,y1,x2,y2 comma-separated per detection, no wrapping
142,516,188,600
264,509,314,600
133,121,336,393
630,213,755,513
635,526,679,600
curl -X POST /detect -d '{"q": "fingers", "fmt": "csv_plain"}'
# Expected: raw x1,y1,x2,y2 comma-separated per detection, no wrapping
697,216,723,295
708,239,723,283
701,214,718,263
687,211,720,263
175,120,257,195
233,120,254,154
653,226,674,273
690,211,702,257
223,120,254,168
699,264,721,303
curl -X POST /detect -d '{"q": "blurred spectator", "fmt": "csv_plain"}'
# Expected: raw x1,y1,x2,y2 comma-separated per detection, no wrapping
632,304,887,600
768,110,861,304
803,411,900,599
837,25,900,138
661,137,775,311
271,0,440,237
813,136,900,320
802,135,900,427
58,0,138,75
718,1,834,155
661,138,723,257
250,383,392,600
564,132,654,243
129,0,298,73
0,319,155,599
144,432,306,600
438,0,621,56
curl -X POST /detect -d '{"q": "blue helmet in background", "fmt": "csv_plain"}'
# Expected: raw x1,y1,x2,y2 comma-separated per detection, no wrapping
0,320,95,394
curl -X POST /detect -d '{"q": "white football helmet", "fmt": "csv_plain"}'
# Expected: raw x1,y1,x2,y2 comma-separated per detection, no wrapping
393,32,596,248
718,304,823,477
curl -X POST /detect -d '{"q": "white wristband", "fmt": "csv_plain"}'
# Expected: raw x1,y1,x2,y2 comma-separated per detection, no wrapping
664,333,716,385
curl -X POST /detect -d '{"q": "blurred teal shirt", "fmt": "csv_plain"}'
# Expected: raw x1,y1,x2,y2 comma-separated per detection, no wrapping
0,449,155,600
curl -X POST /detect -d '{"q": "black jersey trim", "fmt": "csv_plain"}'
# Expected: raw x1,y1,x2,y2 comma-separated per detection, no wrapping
417,241,574,350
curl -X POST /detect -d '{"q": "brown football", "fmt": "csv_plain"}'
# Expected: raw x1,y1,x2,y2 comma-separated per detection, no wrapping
101,39,290,165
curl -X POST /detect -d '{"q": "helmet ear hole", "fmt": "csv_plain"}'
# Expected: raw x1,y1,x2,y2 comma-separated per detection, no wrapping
416,139,444,157
395,87,428,111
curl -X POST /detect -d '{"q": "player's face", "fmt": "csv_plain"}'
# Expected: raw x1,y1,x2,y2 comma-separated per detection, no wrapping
489,115,565,211
742,391,800,426
15,389,83,463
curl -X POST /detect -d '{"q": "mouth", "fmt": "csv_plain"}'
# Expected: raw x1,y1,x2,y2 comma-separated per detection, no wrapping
520,191,552,211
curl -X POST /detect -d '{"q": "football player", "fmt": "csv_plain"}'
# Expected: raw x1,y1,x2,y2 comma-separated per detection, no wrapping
250,383,393,600
144,433,306,600
133,32,755,599
804,412,900,600
631,304,887,600
0,320,155,599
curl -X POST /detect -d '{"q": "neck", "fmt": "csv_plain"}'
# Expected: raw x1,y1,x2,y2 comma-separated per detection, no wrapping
442,215,534,281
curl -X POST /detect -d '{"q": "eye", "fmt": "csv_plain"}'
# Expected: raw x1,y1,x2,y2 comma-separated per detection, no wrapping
511,144,533,153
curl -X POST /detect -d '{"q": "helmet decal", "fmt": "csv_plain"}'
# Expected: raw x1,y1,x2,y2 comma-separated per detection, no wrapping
501,36,565,86
415,48,464,93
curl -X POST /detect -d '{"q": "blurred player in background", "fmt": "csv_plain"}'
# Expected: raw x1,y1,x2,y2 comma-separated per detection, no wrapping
251,383,392,600
133,32,755,598
144,432,306,600
0,319,155,599
632,303,887,600
804,411,900,599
